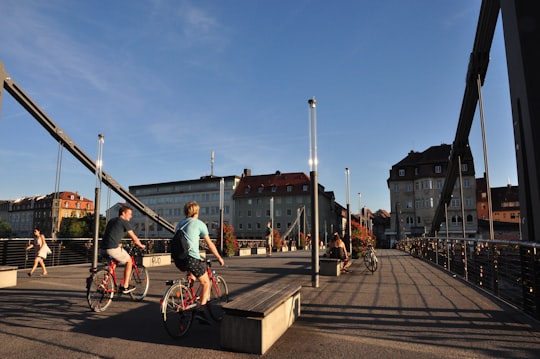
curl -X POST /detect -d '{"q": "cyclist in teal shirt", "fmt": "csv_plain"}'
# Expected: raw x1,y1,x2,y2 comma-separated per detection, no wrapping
175,201,225,324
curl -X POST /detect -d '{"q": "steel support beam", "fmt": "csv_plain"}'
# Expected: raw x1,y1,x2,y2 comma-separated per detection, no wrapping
500,0,540,242
1,61,175,233
430,0,500,235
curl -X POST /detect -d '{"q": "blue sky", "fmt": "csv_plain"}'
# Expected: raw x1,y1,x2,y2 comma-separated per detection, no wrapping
0,0,516,214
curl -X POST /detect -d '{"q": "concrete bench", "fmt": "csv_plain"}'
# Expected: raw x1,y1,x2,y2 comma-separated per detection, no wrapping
142,253,171,267
319,258,343,276
0,266,18,288
220,282,301,355
238,247,251,256
255,247,267,255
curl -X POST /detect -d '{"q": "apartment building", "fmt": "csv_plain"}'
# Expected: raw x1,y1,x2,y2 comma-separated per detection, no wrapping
232,170,341,241
8,191,94,237
386,144,477,241
128,175,241,238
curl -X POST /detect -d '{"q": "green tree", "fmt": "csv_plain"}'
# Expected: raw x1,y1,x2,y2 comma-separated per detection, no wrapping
57,214,106,238
0,216,12,237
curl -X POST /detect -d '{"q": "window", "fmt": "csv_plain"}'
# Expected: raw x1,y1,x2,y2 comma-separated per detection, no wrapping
258,186,264,193
463,178,470,188
467,214,473,223
435,165,442,174
465,196,473,207
461,163,468,172
272,186,277,192
406,183,412,192
244,187,250,194
287,185,293,192
302,184,308,191
422,180,432,189
406,200,413,209
436,179,443,189
247,210,252,217
394,184,399,192
398,169,405,176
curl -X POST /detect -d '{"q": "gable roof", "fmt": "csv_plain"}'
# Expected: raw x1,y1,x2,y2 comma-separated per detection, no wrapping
233,171,311,198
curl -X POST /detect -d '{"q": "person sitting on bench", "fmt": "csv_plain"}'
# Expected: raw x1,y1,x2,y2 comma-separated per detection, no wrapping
328,232,351,273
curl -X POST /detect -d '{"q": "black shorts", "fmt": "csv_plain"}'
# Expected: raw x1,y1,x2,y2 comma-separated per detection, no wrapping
175,256,207,278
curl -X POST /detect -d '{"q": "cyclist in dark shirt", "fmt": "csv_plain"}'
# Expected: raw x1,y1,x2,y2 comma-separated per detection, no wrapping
101,205,146,294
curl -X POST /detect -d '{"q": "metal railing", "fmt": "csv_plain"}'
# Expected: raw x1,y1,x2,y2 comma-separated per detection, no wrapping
0,238,272,270
397,237,540,321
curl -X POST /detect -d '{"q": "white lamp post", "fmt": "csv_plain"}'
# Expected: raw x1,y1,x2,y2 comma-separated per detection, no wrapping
92,133,104,269
308,97,319,288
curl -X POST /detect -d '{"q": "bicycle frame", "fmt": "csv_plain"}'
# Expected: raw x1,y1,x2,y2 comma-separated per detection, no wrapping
160,259,228,338
87,245,149,312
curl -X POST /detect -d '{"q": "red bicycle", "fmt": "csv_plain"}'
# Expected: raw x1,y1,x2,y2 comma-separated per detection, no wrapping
160,259,228,338
86,245,150,312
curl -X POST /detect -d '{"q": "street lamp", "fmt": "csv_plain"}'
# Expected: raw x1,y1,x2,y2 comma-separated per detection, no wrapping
219,178,224,253
308,97,319,288
92,133,104,269
358,192,362,241
345,168,352,256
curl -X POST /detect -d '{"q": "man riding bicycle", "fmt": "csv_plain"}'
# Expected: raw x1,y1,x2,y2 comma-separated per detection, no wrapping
174,201,225,324
101,205,146,294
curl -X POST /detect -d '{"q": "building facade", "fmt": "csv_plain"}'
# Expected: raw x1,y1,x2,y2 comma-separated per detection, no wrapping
128,175,241,238
232,170,341,242
8,191,94,237
476,176,520,224
386,144,477,241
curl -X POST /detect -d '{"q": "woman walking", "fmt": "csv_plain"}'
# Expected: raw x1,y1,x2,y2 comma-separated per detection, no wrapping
25,227,51,276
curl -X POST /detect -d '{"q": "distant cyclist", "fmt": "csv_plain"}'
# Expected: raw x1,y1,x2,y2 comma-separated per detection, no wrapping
174,201,225,324
101,205,146,294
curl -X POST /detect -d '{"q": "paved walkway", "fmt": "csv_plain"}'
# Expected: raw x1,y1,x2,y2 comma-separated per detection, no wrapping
1,249,540,358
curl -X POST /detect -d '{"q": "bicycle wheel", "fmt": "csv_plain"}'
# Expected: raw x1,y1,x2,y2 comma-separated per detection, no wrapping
129,265,149,301
364,252,377,273
87,268,115,312
208,275,229,321
161,283,195,338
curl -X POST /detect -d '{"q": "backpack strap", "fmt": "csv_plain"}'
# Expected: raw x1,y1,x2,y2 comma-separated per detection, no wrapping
178,218,192,233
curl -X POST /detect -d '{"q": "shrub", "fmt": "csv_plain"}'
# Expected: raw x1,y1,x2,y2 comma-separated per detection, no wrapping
216,224,239,257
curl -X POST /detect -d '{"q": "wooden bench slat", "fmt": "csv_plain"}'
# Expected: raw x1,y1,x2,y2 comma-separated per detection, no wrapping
223,282,301,317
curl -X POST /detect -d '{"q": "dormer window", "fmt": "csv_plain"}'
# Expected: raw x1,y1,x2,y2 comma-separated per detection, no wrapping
286,185,293,192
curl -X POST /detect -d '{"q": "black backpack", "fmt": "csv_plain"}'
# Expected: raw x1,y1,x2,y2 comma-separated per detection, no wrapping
171,220,191,265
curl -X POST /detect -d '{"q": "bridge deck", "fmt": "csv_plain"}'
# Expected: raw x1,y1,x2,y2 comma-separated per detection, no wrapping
1,249,539,358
